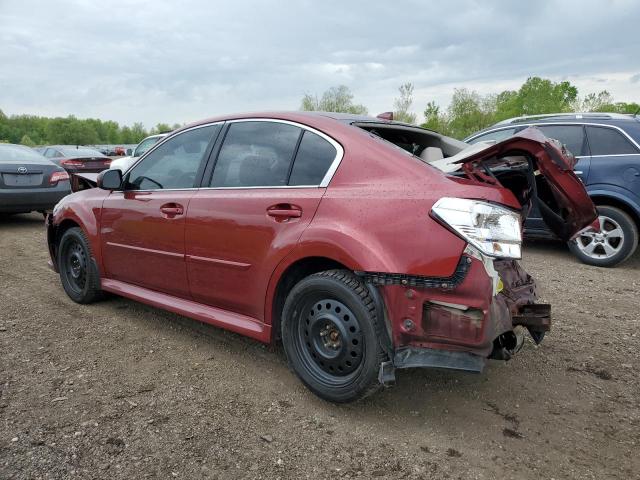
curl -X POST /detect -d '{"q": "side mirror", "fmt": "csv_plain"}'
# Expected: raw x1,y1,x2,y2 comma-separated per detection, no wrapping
97,168,122,190
126,148,133,156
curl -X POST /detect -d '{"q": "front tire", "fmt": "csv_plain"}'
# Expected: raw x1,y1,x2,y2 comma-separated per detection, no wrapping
568,205,638,267
281,270,387,403
58,227,103,303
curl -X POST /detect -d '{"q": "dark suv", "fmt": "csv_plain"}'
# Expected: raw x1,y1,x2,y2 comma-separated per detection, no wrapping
466,113,640,267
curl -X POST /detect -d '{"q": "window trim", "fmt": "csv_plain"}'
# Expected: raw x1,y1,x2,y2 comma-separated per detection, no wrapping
203,118,344,190
122,122,224,192
584,124,640,157
466,122,640,158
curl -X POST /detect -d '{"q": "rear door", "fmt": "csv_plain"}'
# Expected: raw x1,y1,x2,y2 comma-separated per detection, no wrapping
185,119,341,321
100,124,221,297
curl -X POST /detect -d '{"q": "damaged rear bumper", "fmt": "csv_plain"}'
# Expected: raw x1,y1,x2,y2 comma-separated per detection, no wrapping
359,247,551,383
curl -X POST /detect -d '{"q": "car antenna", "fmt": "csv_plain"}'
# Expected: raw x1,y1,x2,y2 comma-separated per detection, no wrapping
634,105,640,117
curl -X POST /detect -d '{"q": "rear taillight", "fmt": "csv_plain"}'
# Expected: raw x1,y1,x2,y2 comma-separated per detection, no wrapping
50,171,70,185
60,159,83,168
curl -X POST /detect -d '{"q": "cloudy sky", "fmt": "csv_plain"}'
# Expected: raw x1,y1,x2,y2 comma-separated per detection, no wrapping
1,0,639,127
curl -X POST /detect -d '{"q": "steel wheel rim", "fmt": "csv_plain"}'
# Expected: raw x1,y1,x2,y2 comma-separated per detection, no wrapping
63,240,87,293
574,215,625,259
294,296,364,386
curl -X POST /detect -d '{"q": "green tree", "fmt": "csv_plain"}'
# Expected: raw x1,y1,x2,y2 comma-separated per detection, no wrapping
421,101,450,135
20,134,36,146
130,122,148,143
445,88,496,139
393,83,417,124
300,85,368,114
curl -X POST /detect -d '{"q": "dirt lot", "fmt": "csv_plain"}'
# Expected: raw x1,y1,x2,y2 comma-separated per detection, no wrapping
1,213,638,479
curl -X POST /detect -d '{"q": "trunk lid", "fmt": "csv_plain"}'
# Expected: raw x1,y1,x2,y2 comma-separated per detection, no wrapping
0,162,61,189
430,127,598,241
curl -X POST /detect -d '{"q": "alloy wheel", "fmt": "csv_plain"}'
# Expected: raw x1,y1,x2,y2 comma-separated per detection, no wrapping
573,215,625,260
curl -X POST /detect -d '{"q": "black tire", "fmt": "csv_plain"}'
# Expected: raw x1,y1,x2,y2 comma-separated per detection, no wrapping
281,270,387,403
57,227,103,303
568,205,638,267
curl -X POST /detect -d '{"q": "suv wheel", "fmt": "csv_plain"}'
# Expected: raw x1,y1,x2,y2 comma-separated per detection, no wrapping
281,270,387,403
568,206,638,267
58,227,103,303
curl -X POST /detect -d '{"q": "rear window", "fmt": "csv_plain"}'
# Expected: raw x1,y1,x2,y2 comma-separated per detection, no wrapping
60,147,105,157
536,125,587,156
0,144,47,163
585,126,639,156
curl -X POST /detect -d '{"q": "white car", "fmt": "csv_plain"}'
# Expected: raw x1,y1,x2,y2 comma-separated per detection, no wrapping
109,133,168,172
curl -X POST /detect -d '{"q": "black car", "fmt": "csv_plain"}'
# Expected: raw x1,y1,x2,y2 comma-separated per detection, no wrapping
0,144,71,215
466,113,640,267
41,145,112,173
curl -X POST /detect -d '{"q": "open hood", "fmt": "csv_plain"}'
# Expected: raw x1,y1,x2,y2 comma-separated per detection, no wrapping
431,127,598,241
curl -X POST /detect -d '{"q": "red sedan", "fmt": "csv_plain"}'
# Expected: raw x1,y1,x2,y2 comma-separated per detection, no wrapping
46,112,596,402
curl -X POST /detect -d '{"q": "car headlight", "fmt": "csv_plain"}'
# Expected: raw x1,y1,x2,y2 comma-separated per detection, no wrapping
431,197,522,259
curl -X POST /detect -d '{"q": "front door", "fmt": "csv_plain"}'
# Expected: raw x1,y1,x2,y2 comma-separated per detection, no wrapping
185,120,341,321
100,124,221,297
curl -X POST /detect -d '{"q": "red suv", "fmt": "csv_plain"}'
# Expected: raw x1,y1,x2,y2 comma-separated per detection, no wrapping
46,112,596,402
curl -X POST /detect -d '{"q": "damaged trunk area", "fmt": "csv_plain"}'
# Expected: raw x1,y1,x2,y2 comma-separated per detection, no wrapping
489,259,550,360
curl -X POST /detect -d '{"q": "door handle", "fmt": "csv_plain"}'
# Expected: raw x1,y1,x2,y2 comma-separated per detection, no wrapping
267,204,302,220
160,203,184,217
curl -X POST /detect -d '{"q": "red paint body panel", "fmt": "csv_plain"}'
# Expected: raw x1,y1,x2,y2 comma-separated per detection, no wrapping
101,278,269,342
46,111,596,364
100,190,195,297
185,188,324,320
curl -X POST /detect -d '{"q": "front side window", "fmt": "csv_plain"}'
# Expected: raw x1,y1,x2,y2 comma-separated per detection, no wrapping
289,130,337,185
127,125,219,190
586,126,639,156
536,125,587,156
467,128,517,145
210,121,301,187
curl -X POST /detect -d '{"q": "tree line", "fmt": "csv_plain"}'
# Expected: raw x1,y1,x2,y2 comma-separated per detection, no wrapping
0,110,180,147
3,76,638,147
301,77,640,139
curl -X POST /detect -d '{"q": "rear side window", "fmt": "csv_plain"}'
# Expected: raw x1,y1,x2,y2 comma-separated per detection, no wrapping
289,131,337,185
127,124,219,190
586,126,639,156
536,125,587,156
210,121,301,187
467,128,517,145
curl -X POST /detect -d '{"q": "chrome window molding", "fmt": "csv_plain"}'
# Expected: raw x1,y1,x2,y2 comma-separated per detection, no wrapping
124,122,225,174
120,118,345,192
224,118,345,188
467,122,640,152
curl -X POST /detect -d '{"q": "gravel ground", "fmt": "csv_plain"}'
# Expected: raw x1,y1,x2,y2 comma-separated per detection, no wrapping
1,212,639,479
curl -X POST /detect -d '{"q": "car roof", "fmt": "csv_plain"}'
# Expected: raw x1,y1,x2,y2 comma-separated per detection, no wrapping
494,112,638,126
466,113,640,141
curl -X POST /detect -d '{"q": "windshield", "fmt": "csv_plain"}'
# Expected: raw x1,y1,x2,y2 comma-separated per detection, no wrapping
134,136,162,157
0,144,49,163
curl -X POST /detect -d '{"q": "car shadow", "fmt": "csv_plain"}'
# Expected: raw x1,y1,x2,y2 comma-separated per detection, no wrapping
523,237,640,269
0,212,46,227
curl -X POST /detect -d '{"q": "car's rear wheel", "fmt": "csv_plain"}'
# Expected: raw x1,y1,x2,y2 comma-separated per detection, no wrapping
58,227,102,303
281,270,387,403
568,206,638,267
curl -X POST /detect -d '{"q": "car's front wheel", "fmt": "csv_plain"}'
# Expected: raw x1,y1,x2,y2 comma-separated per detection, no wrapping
281,270,387,403
568,205,638,267
58,227,103,303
